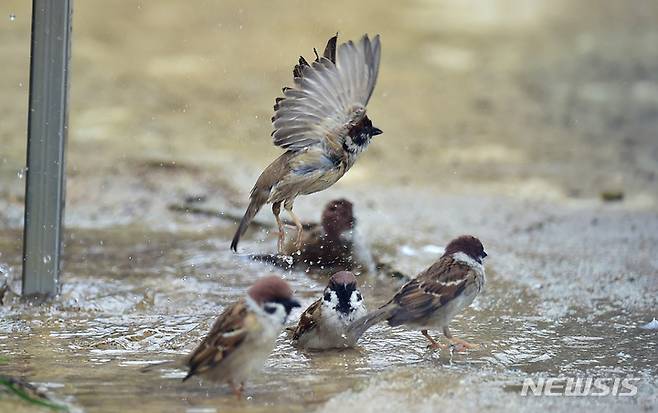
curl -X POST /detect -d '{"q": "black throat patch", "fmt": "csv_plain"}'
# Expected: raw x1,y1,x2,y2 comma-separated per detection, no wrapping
332,283,356,314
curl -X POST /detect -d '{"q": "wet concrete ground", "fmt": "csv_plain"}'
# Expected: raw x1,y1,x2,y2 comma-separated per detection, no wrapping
1,0,657,412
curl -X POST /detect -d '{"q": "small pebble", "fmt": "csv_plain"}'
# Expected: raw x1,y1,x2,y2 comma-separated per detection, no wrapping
600,190,624,202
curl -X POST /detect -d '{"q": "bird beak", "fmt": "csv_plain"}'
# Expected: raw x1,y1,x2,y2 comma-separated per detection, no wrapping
371,127,383,136
482,251,488,259
284,299,301,313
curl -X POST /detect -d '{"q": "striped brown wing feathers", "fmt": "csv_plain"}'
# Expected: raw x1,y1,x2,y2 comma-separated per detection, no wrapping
271,34,381,152
184,301,250,380
384,258,470,326
417,257,472,284
292,298,322,340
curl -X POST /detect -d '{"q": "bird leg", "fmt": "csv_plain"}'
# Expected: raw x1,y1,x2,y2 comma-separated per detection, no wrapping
443,326,479,351
284,202,304,250
228,380,244,400
421,329,446,350
272,202,285,254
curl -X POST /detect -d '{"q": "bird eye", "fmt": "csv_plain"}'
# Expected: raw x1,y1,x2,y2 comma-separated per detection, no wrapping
323,292,331,301
264,304,278,314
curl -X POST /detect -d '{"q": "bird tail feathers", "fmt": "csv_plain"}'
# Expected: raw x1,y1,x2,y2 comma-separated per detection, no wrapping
346,306,394,343
139,360,180,373
231,198,265,252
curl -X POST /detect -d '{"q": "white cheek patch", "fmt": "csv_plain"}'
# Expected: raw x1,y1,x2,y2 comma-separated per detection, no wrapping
345,135,370,156
347,290,367,321
324,290,339,310
349,290,362,309
344,136,358,152
451,252,485,275
263,302,288,325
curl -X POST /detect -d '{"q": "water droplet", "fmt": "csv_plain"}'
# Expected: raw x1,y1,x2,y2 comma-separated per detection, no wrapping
9,14,16,22
42,255,52,264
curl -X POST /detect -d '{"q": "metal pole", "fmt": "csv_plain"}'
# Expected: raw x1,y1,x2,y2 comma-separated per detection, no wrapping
22,0,72,297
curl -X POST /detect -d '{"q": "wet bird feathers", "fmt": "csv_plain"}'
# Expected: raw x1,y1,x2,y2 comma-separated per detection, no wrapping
231,34,381,252
183,301,253,380
346,256,483,341
383,257,476,326
272,34,380,152
291,298,322,340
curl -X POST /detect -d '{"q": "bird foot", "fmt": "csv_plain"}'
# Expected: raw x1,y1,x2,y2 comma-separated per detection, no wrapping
229,381,245,400
449,338,480,352
426,342,447,351
276,233,286,254
293,229,303,251
421,330,446,351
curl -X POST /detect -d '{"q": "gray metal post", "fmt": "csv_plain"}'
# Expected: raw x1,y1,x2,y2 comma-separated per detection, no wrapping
22,0,73,297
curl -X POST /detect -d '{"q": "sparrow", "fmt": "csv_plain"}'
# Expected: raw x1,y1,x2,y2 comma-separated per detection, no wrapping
231,33,383,254
250,198,374,274
144,276,300,398
347,235,487,351
291,271,367,350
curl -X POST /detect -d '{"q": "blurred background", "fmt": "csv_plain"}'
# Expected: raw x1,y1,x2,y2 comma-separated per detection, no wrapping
1,0,657,228
0,0,657,412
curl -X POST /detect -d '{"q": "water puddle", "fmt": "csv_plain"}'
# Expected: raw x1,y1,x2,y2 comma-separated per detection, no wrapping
1,228,655,412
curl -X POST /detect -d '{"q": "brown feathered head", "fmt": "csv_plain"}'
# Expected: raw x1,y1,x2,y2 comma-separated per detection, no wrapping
321,199,355,237
442,235,487,264
248,275,300,314
328,271,357,290
325,271,361,314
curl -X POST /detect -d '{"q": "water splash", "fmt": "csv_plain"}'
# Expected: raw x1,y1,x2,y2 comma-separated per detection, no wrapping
640,318,658,330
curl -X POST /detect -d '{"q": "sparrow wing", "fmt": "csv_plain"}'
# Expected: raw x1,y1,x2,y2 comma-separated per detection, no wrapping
272,34,381,151
384,257,473,326
292,298,322,340
183,300,251,380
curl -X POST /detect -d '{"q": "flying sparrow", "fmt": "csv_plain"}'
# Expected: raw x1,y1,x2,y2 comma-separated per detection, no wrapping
291,271,367,350
146,276,300,398
231,33,382,254
250,198,374,274
347,235,487,351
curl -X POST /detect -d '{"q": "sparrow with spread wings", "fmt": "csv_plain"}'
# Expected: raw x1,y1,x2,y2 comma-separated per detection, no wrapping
347,236,487,351
231,34,382,253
